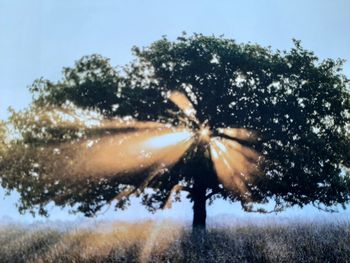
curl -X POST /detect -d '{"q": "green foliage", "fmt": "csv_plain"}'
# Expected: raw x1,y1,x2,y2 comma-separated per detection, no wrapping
1,34,350,216
1,106,128,216
31,55,122,116
0,121,6,154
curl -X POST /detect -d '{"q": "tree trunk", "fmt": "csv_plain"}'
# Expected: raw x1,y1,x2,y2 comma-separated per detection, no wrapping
192,182,207,230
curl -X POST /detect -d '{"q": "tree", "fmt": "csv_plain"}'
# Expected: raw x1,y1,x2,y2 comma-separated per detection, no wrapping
0,121,7,160
1,34,350,229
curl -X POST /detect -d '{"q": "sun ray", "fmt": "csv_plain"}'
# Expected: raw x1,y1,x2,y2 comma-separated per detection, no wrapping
25,92,264,208
96,119,169,131
72,125,194,183
217,127,258,142
221,138,261,177
167,91,197,121
222,138,261,164
209,137,249,195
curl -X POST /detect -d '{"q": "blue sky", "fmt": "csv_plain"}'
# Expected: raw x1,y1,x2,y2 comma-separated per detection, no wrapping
1,0,350,223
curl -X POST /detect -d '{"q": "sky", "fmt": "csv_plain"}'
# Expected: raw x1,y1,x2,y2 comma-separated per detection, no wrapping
1,0,350,223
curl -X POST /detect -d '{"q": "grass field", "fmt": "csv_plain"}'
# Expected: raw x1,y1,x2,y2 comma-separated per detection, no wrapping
0,219,349,263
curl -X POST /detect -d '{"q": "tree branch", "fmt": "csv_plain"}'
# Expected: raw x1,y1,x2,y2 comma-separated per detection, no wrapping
205,188,222,200
162,184,192,209
113,168,164,202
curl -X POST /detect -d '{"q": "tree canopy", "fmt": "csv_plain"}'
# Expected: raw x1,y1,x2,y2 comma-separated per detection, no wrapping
1,34,350,222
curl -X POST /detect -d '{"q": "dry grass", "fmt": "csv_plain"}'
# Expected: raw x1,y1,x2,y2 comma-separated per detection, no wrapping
0,219,349,263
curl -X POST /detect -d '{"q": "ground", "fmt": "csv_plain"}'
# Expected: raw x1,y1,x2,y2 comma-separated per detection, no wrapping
0,218,349,263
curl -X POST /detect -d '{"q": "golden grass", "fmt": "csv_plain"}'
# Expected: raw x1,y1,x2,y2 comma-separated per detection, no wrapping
0,219,349,263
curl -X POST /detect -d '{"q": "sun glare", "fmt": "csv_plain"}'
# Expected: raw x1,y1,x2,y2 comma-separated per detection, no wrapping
143,130,193,149
45,92,261,202
199,126,211,144
168,91,197,120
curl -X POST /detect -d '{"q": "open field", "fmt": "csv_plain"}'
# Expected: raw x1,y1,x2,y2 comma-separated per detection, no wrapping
0,219,349,263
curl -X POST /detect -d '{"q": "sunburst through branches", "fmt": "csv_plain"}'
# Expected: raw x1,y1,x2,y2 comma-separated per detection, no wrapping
25,90,263,205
